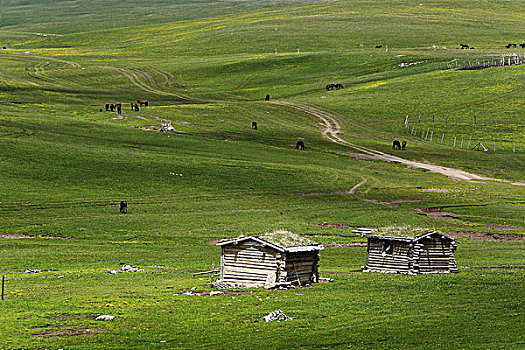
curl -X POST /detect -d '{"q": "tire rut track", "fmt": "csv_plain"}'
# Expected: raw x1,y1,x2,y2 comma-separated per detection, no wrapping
274,101,502,183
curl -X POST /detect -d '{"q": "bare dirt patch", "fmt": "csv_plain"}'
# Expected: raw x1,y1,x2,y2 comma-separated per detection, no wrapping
32,328,106,337
175,289,253,296
0,234,71,239
206,238,222,245
483,223,525,231
446,231,525,241
48,313,98,320
312,223,359,229
325,242,367,247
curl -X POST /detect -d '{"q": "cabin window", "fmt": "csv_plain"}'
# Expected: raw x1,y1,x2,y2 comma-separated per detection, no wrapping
382,241,394,256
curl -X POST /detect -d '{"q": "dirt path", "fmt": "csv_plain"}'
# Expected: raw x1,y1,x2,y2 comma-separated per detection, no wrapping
275,101,518,183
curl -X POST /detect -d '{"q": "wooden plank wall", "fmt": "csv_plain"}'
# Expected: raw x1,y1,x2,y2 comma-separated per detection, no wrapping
284,252,317,284
365,238,412,272
414,237,456,273
221,241,279,287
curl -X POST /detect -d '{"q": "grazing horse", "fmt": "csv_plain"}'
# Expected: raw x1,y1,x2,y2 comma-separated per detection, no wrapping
109,103,115,112
137,100,148,107
265,94,270,101
520,43,525,48
115,103,122,114
131,103,139,111
460,44,469,49
402,140,406,150
119,200,127,214
375,45,382,48
252,121,257,130
334,83,344,89
295,140,305,150
105,103,110,111
392,140,401,150
326,84,335,91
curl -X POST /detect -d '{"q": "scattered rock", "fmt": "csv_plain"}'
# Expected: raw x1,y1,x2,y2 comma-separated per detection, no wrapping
95,315,115,321
107,265,144,274
264,309,292,322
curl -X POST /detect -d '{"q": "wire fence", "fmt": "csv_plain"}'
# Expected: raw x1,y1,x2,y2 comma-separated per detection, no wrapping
404,117,521,154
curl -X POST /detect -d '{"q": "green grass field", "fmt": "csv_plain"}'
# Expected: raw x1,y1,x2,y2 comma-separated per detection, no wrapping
0,0,524,348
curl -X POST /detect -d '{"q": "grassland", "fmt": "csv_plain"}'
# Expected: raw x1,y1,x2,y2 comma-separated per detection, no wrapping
0,0,524,348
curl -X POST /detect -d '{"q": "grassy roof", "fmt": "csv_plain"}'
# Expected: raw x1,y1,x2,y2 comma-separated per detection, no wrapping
369,226,435,238
257,230,319,248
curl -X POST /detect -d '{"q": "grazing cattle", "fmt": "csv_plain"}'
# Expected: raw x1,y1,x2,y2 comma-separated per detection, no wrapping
265,94,270,101
131,103,139,111
109,103,115,112
137,100,148,107
326,84,335,91
334,83,344,90
252,121,257,130
520,43,525,48
119,201,127,214
375,45,383,48
115,103,122,114
105,103,110,111
295,140,305,150
392,140,401,150
460,44,469,49
402,140,407,150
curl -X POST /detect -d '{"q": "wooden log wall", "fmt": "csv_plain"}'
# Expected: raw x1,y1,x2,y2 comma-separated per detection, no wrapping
284,252,318,284
414,237,457,273
221,241,279,287
365,239,412,272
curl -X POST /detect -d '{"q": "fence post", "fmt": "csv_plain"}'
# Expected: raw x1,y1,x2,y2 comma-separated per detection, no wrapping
425,128,429,141
1,275,4,301
411,125,415,135
453,137,456,148
430,131,433,143
441,134,445,145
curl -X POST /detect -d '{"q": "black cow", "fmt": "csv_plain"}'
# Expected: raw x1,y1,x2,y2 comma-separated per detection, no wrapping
105,103,110,111
265,94,270,101
109,103,115,112
334,83,344,89
119,200,127,214
375,45,383,48
392,140,401,150
252,122,257,130
460,44,469,49
295,140,305,150
402,140,407,150
115,103,122,114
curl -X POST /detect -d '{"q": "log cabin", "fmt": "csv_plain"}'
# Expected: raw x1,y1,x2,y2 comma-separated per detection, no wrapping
362,230,458,274
216,231,324,288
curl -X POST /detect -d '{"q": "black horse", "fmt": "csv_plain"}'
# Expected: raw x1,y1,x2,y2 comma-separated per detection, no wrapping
295,140,305,150
392,140,401,150
119,200,127,214
252,121,258,130
334,83,344,89
265,94,270,101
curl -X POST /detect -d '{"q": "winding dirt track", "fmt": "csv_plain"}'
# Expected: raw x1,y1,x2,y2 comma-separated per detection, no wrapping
273,101,515,183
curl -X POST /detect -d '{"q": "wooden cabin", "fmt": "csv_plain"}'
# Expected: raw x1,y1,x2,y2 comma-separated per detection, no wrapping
362,230,458,274
216,231,324,288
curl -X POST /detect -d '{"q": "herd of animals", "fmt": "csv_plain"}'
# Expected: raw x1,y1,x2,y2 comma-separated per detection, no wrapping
104,100,149,113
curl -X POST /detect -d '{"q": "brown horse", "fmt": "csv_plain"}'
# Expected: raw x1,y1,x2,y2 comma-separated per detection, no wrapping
326,84,335,91
137,100,149,107
115,103,121,114
131,103,139,111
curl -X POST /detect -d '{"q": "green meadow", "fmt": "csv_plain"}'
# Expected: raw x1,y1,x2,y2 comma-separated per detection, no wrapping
0,0,524,348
